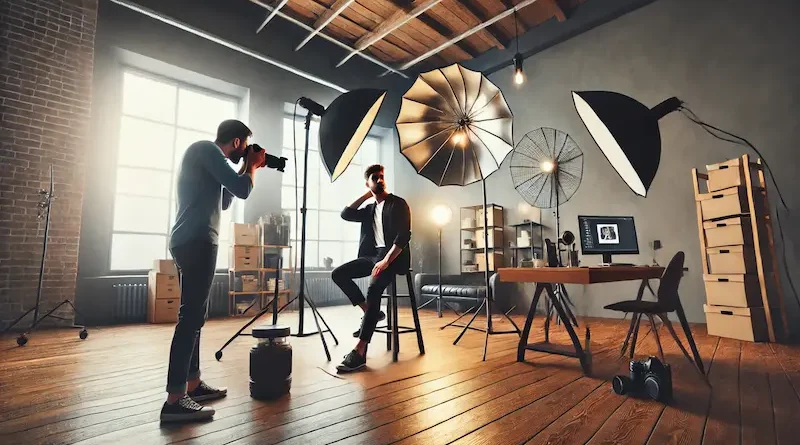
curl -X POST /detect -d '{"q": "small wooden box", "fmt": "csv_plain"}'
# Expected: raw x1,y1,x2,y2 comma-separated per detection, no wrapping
477,206,504,227
703,274,762,307
240,274,259,292
476,228,503,249
698,187,749,221
704,304,767,342
703,216,752,248
153,259,178,275
707,245,756,274
232,223,260,246
475,251,504,271
231,246,262,270
148,271,179,300
706,158,745,192
148,297,179,324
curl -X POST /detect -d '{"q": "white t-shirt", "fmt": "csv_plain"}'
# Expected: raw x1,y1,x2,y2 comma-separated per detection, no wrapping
373,200,386,248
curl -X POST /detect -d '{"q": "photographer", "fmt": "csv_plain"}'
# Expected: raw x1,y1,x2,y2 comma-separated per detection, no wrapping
160,119,266,423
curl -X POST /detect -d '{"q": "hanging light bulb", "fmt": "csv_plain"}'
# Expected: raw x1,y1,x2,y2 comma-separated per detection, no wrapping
513,53,524,85
452,128,466,146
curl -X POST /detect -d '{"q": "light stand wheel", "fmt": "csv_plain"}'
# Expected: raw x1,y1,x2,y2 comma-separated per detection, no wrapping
79,329,88,340
215,350,223,361
17,334,28,346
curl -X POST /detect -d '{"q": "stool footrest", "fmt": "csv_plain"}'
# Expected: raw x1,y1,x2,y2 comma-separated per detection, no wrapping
375,326,418,334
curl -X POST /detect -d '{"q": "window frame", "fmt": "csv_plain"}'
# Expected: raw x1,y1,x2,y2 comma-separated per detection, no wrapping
108,65,245,274
279,110,382,271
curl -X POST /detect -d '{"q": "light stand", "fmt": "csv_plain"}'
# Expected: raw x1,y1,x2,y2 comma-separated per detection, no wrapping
452,178,521,361
418,205,461,317
3,165,88,346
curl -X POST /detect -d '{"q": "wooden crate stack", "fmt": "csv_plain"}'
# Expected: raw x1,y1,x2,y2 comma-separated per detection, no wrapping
692,154,789,343
148,259,179,324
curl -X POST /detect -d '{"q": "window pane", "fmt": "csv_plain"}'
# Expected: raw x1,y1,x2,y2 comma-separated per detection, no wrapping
117,116,175,169
110,234,167,270
319,211,343,240
360,137,380,166
122,71,176,124
282,118,319,151
113,195,170,234
177,88,237,132
303,241,318,268
343,218,360,241
220,207,233,242
305,210,319,241
216,241,229,269
116,167,172,198
319,241,344,269
281,186,298,212
343,242,358,260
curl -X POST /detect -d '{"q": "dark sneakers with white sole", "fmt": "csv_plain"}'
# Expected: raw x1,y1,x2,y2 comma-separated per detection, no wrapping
187,380,228,402
160,395,215,422
336,350,367,373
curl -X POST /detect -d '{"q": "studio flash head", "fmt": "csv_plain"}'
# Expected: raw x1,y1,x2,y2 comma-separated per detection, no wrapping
247,144,287,172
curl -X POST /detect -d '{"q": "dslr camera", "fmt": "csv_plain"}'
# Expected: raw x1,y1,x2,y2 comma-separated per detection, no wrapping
246,144,287,172
612,356,672,402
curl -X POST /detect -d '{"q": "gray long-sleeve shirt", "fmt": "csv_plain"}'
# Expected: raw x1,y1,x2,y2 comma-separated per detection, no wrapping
169,140,253,248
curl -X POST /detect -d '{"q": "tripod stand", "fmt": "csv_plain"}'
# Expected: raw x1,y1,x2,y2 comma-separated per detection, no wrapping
451,177,521,361
3,165,88,346
216,111,337,362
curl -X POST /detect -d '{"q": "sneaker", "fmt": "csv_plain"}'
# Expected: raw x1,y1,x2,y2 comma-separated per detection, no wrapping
353,311,386,337
160,395,215,422
336,350,367,373
188,380,228,402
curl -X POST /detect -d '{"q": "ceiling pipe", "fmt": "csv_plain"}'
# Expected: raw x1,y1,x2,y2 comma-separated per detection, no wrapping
107,0,348,92
256,0,289,34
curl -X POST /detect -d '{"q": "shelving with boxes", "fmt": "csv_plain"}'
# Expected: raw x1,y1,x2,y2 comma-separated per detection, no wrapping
228,221,293,317
148,260,180,324
460,204,505,273
692,154,788,343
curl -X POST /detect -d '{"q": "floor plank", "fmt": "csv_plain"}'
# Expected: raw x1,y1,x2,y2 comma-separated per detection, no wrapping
1,305,795,445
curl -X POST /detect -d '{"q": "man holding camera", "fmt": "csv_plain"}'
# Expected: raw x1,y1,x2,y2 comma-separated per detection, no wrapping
332,164,412,372
160,120,266,422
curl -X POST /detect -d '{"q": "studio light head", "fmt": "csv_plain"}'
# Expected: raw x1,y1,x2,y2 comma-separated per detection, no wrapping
247,144,287,172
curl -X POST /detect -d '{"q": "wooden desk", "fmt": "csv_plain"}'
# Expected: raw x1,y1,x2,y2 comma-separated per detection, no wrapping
498,266,666,374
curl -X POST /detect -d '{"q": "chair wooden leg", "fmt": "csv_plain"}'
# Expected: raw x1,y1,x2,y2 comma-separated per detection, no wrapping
629,313,642,359
647,314,665,363
407,274,425,355
660,313,709,384
391,279,400,363
620,312,638,357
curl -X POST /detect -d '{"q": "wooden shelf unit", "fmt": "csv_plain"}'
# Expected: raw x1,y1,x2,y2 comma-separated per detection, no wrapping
692,154,788,343
460,204,505,274
510,220,545,267
228,223,294,317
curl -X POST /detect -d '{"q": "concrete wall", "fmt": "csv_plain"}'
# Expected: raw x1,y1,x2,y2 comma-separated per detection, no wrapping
396,0,800,335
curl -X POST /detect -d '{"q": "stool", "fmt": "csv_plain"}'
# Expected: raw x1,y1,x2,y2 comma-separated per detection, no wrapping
374,269,425,362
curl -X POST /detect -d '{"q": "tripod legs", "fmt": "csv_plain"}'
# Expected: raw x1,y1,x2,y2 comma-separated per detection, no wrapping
5,299,88,346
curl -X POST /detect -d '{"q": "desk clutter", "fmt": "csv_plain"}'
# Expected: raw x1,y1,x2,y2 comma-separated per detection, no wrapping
228,218,293,317
692,154,789,343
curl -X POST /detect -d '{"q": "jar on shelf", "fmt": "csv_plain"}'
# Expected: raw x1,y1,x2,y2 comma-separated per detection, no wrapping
249,324,292,400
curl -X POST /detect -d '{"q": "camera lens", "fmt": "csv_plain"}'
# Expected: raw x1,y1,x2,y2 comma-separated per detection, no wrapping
644,375,661,401
612,375,630,395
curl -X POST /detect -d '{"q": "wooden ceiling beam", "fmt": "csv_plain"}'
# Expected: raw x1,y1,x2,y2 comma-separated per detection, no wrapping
443,0,505,50
393,0,542,72
295,0,356,50
336,0,443,67
547,0,567,22
256,0,290,33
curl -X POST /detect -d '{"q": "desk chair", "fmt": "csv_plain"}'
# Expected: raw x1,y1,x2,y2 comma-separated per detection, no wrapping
604,251,707,381
374,269,425,362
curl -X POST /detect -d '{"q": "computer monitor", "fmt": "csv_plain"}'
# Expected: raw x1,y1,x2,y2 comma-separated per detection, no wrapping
578,215,639,265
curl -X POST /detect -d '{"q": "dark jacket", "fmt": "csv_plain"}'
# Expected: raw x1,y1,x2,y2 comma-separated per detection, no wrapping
341,193,412,271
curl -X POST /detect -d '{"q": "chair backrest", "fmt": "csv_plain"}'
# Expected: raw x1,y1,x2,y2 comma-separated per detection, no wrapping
657,251,685,311
545,239,559,267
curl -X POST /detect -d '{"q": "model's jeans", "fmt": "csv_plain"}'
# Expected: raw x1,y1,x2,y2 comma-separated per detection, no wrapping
331,248,399,343
166,240,218,394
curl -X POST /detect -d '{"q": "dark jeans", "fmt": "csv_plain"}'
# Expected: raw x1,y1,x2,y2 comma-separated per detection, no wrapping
166,240,218,394
332,248,397,343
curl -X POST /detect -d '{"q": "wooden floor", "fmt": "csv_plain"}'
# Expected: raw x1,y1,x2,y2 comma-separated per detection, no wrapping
1,305,799,445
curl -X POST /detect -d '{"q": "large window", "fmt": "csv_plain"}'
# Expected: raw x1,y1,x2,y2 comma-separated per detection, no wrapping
280,113,381,270
110,68,244,271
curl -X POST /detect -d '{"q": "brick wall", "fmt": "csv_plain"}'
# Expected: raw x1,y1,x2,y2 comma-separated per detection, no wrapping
0,0,98,329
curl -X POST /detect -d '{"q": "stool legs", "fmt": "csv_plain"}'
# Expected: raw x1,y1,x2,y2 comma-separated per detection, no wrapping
385,288,393,351
390,279,400,362
407,273,425,355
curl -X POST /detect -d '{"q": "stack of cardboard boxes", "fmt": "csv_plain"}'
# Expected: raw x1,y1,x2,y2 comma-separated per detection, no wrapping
229,223,263,315
148,260,180,324
694,155,786,342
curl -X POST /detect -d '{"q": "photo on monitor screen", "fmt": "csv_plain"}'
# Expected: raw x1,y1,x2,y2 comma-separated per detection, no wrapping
597,224,619,244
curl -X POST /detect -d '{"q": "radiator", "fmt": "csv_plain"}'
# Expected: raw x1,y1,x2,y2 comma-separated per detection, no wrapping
111,277,228,323
112,283,147,323
302,276,372,307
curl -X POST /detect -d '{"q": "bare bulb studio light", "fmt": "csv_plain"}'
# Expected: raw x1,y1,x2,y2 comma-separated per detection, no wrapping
513,54,524,85
431,204,452,227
